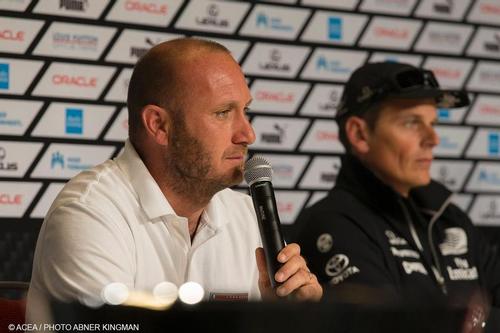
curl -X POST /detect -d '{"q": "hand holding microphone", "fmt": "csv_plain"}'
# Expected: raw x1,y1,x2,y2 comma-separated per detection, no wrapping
244,156,323,301
244,156,285,287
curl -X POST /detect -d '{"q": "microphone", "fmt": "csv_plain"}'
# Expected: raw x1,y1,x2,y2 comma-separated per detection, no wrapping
244,156,286,288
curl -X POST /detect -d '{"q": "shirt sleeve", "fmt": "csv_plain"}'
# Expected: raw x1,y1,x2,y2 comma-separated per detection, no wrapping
27,201,136,324
293,208,400,304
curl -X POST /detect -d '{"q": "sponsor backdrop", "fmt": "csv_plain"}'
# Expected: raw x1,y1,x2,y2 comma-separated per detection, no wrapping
1,0,500,280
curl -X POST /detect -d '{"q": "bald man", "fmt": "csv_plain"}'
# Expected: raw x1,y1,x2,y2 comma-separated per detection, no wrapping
27,38,321,323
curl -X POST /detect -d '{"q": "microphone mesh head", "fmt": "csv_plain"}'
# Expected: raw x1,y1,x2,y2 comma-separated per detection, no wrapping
244,156,273,185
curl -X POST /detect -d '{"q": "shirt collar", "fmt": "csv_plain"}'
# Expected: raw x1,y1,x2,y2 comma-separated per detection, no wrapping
115,140,177,220
201,190,229,230
115,140,231,229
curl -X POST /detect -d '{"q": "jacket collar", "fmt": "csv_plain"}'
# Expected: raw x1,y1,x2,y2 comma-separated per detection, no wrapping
411,181,453,216
334,154,452,220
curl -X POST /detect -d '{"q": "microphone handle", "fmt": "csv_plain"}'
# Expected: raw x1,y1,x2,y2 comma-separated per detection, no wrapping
250,181,286,288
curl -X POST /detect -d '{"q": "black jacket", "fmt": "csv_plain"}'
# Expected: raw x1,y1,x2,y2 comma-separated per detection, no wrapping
293,155,500,308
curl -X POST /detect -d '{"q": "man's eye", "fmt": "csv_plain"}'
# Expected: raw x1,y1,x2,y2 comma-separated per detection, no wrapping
216,110,230,118
404,119,418,128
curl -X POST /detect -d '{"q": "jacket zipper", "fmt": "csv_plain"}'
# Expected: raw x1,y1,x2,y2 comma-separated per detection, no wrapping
399,199,449,295
426,196,453,295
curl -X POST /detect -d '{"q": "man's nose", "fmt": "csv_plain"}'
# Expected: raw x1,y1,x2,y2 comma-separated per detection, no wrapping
234,112,256,146
423,125,439,148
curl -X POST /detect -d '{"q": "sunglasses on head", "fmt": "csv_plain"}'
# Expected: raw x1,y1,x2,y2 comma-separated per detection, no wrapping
356,68,440,105
392,68,440,92
337,67,460,118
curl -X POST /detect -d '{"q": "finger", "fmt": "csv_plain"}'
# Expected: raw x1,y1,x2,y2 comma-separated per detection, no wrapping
294,283,323,301
277,243,301,263
293,273,322,301
275,255,307,283
275,268,312,297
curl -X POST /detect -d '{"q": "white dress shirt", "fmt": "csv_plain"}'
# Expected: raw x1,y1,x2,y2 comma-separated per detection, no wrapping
27,140,262,324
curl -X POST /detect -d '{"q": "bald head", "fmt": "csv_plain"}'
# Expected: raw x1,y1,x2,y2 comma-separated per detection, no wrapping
127,38,231,144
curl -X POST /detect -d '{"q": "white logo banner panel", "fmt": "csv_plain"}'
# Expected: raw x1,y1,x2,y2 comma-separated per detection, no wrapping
1,0,500,227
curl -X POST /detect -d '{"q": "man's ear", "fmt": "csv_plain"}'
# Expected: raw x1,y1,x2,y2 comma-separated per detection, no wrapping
345,116,370,155
141,104,172,146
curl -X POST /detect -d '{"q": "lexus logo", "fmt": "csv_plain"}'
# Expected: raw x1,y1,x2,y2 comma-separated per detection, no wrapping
270,49,281,62
208,4,219,17
325,254,349,277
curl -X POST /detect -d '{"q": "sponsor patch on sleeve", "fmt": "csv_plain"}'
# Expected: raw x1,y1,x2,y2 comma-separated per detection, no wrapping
439,227,468,256
402,261,428,275
325,254,360,285
446,258,478,281
316,233,333,253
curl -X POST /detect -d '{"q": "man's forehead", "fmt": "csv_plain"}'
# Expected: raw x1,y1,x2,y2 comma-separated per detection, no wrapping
183,53,243,83
216,98,252,111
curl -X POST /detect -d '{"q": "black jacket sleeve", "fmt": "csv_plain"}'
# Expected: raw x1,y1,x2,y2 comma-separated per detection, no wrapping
475,227,500,307
293,205,400,304
447,204,500,308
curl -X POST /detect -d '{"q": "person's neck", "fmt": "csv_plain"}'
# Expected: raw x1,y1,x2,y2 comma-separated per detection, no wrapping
162,185,208,237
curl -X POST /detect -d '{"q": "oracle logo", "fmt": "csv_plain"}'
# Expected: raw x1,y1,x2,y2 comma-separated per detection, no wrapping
316,131,339,141
428,67,461,79
0,193,22,205
278,202,294,213
52,74,97,87
124,0,167,15
374,27,409,39
480,4,500,15
480,105,500,115
255,90,294,103
0,29,24,42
